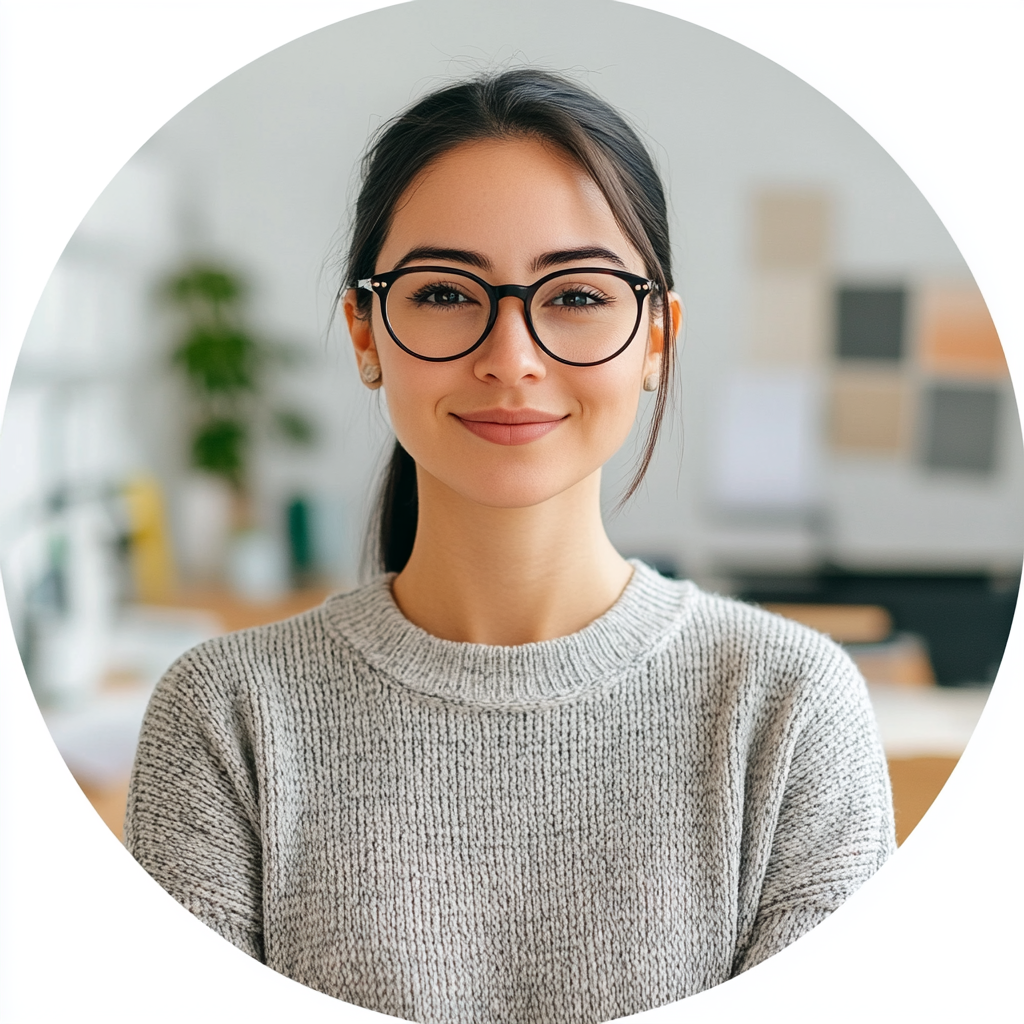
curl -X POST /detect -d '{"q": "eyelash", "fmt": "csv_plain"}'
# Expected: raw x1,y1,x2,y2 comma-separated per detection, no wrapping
410,283,478,307
548,287,612,308
407,281,616,311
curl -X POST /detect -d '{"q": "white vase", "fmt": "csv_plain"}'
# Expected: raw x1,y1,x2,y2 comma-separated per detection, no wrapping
226,528,289,602
175,474,233,584
32,502,118,704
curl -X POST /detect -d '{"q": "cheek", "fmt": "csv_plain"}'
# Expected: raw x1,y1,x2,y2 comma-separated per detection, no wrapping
576,332,650,428
576,369,644,452
377,356,460,457
382,371,444,429
373,316,432,419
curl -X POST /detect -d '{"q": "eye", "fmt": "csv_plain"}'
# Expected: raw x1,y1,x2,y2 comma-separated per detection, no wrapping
410,283,478,307
549,288,609,308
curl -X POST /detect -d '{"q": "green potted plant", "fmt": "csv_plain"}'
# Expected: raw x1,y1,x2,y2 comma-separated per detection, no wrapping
162,261,315,593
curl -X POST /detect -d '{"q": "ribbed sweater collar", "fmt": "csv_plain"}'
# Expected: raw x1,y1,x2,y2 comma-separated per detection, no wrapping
324,559,695,708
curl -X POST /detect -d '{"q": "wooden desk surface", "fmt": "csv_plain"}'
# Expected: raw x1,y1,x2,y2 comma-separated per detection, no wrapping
146,586,336,634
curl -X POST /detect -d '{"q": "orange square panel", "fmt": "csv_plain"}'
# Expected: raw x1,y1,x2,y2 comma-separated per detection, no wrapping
918,282,1006,376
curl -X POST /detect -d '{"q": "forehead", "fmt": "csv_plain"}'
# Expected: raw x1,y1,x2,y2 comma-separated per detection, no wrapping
378,137,638,268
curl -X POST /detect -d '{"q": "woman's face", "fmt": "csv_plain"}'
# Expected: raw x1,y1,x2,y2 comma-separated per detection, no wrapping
346,137,675,510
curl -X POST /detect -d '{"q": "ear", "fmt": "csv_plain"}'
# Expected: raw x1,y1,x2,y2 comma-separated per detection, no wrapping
343,289,381,379
644,291,684,377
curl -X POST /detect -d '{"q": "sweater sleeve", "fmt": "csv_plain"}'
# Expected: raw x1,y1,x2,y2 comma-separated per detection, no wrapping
124,652,265,960
730,643,896,976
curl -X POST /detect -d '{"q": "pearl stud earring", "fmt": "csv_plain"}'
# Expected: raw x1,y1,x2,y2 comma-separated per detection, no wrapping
642,372,660,392
361,363,382,386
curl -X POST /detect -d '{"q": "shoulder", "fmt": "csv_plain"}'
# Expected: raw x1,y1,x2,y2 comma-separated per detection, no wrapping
686,585,852,671
644,565,852,671
615,560,857,688
150,595,344,718
653,574,868,727
660,580,888,815
148,575,403,712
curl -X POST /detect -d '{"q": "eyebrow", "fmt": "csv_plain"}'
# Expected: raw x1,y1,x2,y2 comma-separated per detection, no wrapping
392,244,628,275
394,247,493,271
531,247,627,272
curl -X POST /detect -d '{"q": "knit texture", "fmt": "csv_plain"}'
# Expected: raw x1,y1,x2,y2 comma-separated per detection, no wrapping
125,561,895,1023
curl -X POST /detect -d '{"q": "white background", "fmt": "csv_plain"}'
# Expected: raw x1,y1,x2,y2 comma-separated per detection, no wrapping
0,1,1021,1020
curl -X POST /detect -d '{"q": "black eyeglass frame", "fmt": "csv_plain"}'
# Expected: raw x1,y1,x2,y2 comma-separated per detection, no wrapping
357,265,657,367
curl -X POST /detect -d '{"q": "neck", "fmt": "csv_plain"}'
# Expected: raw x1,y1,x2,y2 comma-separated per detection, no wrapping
391,468,632,645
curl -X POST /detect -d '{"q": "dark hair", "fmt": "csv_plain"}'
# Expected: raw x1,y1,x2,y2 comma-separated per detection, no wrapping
345,69,675,575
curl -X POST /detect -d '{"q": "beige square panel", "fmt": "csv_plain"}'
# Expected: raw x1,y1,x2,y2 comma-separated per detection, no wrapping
830,371,910,453
918,282,1006,376
749,270,829,364
753,190,831,270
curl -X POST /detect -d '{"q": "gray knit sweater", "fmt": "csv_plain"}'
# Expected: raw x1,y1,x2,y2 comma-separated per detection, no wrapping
125,561,895,1023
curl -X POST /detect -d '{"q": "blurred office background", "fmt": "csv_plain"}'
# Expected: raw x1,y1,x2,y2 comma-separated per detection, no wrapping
1,0,1019,844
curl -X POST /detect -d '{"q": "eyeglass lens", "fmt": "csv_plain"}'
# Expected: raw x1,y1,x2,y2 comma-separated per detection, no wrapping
383,269,642,362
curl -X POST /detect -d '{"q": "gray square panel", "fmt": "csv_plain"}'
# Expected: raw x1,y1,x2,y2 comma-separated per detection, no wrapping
924,385,1000,473
836,287,906,361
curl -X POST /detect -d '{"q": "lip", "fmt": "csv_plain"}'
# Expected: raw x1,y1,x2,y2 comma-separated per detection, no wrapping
453,407,568,446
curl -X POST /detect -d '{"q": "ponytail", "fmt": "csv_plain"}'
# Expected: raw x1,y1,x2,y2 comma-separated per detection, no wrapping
367,440,418,575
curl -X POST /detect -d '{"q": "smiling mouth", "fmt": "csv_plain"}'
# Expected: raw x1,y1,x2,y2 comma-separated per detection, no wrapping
453,409,568,446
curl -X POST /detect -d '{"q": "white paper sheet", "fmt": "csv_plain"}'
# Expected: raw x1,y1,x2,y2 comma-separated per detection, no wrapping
712,369,821,509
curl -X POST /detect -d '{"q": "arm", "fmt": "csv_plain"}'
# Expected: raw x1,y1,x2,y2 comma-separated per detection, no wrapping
124,652,265,959
731,647,896,976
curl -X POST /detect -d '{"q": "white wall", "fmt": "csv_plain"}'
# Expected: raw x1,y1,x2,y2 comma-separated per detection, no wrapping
5,0,1020,586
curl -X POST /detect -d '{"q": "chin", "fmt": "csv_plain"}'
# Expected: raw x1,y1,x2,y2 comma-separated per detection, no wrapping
442,460,591,510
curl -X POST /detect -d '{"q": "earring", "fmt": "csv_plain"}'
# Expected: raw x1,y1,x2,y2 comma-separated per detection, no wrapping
643,372,660,392
361,363,382,386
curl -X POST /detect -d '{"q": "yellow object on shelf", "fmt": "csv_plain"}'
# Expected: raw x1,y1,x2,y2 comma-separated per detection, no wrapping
123,475,176,601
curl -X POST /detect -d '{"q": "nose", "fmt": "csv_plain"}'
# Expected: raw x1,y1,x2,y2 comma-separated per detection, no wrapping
471,295,547,385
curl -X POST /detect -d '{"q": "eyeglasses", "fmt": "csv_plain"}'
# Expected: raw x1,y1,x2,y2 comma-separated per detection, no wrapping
358,265,656,366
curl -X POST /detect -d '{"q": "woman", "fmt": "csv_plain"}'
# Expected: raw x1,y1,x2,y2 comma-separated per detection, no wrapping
126,69,895,1023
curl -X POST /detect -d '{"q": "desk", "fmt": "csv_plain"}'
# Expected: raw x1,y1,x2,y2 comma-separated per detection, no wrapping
59,587,333,840
887,756,958,845
147,586,335,633
868,681,988,844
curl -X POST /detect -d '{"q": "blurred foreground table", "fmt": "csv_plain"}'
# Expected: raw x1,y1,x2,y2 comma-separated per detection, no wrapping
65,586,333,839
151,585,335,633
